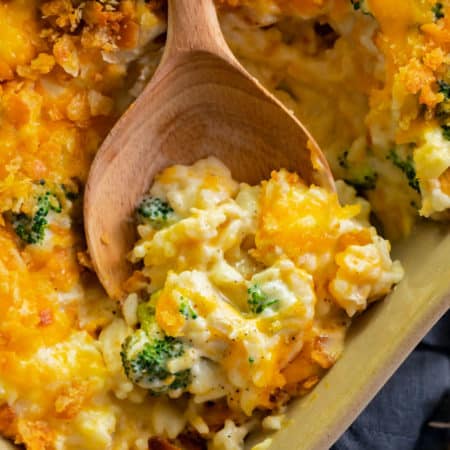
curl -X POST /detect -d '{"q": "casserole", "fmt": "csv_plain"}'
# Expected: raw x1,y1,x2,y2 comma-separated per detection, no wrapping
0,0,449,449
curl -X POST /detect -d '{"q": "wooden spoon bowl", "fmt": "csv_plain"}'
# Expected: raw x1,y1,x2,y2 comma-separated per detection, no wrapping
84,0,334,299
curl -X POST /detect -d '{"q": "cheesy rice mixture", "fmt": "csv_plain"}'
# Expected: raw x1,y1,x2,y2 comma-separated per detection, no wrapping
0,0,448,448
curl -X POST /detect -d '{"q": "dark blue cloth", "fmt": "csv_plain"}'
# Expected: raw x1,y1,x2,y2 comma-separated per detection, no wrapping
333,312,450,450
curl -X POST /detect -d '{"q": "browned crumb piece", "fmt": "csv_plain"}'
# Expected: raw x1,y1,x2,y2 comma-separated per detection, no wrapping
40,0,84,32
77,250,94,271
38,308,54,327
149,436,181,450
54,381,93,419
201,400,237,433
17,420,54,450
123,270,148,293
439,167,450,196
0,404,17,439
82,1,140,50
40,0,142,51
175,431,208,450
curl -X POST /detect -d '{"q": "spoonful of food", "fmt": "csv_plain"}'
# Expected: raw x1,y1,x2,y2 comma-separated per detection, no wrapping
84,0,335,300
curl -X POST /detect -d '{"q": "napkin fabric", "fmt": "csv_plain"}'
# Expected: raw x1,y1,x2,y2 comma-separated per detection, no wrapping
332,311,450,450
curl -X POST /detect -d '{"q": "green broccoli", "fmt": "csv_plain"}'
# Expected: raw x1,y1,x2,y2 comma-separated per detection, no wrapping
438,80,450,99
436,80,450,120
338,150,350,169
387,149,420,193
179,298,198,320
120,299,192,394
136,300,157,334
350,0,372,15
136,196,175,229
344,167,378,191
11,191,62,245
248,285,279,314
437,101,450,120
442,125,450,141
338,150,378,191
121,331,190,393
432,2,445,20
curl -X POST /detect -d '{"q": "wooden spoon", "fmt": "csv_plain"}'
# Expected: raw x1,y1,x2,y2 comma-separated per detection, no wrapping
84,0,335,300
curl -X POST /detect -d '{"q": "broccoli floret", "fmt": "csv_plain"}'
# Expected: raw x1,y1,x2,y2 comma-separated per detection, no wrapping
248,285,279,314
344,167,378,191
136,196,175,229
168,365,191,390
11,191,62,244
12,212,46,245
338,150,350,169
432,2,445,20
350,0,371,15
437,80,450,117
121,330,190,393
387,149,420,193
179,298,198,320
338,150,378,191
442,125,450,141
437,100,450,120
120,298,192,394
435,80,450,126
438,80,450,100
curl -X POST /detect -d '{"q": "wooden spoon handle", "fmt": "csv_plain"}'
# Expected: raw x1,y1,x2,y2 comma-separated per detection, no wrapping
164,0,236,63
